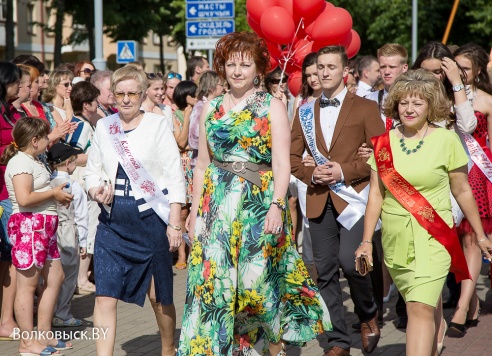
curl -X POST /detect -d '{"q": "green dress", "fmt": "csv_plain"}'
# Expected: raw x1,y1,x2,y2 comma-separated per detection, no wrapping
177,92,331,355
369,128,469,307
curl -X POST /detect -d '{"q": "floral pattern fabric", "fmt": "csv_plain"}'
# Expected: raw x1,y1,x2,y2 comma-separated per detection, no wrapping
8,212,59,270
174,109,194,204
177,92,331,356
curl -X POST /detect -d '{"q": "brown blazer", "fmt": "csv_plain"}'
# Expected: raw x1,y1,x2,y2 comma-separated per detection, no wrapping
290,91,385,219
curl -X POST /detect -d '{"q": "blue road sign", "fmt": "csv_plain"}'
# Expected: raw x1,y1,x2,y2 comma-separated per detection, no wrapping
116,41,137,64
186,20,235,37
186,1,234,19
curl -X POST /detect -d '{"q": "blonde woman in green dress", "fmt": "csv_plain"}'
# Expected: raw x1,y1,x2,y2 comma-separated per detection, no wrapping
356,69,492,356
178,31,331,356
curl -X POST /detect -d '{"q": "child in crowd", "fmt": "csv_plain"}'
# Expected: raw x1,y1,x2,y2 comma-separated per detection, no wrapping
0,117,73,355
48,142,88,328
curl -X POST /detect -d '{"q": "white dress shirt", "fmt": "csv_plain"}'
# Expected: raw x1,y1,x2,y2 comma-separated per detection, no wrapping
355,80,373,98
318,87,348,182
320,87,348,151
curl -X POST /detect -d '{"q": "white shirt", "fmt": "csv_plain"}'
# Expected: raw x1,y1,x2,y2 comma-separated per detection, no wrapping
50,171,89,248
320,87,348,151
355,81,373,98
318,87,348,183
366,88,388,125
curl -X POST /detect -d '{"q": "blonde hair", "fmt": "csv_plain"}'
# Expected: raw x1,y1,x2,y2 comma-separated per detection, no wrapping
111,65,147,94
377,43,408,64
384,69,451,124
42,69,74,102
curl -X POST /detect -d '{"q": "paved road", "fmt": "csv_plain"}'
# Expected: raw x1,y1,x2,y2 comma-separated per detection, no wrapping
1,263,491,355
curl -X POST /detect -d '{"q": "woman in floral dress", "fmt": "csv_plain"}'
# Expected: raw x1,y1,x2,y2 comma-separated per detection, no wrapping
178,32,331,356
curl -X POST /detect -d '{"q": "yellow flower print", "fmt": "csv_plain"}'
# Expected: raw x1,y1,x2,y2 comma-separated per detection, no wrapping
252,136,261,146
286,270,305,285
190,243,203,265
235,110,252,125
259,144,267,154
190,335,207,355
252,185,260,195
203,292,212,304
232,220,243,237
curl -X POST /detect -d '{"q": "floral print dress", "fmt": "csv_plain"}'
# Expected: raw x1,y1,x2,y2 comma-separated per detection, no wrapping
177,92,331,355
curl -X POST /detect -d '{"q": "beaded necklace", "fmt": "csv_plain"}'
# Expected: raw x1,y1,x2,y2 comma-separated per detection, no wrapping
399,125,429,155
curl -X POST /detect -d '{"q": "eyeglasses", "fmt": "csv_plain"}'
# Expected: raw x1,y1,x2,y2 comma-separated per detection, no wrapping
60,82,72,88
270,78,287,85
146,73,163,80
81,68,95,75
166,72,182,80
113,91,143,100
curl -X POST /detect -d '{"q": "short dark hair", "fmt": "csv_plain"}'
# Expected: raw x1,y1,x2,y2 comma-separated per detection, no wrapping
173,80,198,110
187,56,207,79
316,46,348,68
70,81,100,116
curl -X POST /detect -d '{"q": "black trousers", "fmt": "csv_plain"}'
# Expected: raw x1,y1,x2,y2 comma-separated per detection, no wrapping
309,198,378,350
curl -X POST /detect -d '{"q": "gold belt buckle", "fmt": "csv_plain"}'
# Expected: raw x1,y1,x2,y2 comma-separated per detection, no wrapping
232,161,246,173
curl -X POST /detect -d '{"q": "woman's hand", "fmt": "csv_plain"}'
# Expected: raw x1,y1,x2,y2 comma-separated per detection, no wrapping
166,226,182,252
354,241,373,264
477,237,492,261
184,104,193,119
264,205,283,235
89,183,114,205
441,57,463,85
51,120,74,140
357,143,373,159
302,154,315,167
52,183,74,207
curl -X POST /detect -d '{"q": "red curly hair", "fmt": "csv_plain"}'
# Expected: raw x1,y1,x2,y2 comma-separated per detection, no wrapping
213,31,271,80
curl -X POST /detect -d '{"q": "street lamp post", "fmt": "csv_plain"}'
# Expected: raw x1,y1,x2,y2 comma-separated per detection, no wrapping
93,0,106,70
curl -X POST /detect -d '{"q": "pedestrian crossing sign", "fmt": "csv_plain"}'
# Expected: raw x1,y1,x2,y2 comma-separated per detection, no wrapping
116,41,138,64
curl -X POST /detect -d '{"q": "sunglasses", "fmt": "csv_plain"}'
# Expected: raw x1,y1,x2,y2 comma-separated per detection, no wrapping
146,73,164,80
114,91,142,100
270,78,287,85
81,68,95,75
60,82,72,88
166,72,182,80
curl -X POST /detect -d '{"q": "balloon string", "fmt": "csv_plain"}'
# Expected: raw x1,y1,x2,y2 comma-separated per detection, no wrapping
275,17,305,97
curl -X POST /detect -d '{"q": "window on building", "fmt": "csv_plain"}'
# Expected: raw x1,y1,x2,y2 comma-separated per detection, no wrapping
0,1,7,21
27,2,36,35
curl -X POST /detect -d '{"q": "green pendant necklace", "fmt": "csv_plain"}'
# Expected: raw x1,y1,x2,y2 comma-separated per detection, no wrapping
400,125,429,155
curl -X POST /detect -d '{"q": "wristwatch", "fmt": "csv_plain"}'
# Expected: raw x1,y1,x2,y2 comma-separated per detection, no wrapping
271,197,286,210
452,84,465,92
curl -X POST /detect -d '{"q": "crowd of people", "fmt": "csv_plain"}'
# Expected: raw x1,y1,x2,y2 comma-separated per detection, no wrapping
0,31,491,356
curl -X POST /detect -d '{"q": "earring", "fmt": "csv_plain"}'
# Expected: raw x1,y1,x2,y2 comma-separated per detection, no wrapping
475,77,480,83
254,76,260,86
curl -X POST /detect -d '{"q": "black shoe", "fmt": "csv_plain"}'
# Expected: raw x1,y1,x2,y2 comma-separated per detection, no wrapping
396,317,407,329
447,322,466,337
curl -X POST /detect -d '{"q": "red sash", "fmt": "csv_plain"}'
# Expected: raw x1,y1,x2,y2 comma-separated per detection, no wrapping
372,132,471,283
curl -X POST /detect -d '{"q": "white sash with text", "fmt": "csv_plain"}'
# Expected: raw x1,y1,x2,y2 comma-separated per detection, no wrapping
102,114,171,224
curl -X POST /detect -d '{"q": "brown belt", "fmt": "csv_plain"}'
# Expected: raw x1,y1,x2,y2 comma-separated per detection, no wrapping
212,158,272,188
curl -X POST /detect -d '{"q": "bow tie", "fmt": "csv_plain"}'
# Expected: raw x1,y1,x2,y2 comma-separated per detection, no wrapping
320,97,340,108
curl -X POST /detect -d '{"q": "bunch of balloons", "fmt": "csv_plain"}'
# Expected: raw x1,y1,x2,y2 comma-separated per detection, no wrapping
246,0,361,96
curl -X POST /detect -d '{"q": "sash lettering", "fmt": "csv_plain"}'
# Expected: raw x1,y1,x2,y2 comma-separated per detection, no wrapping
372,132,471,282
462,133,492,182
